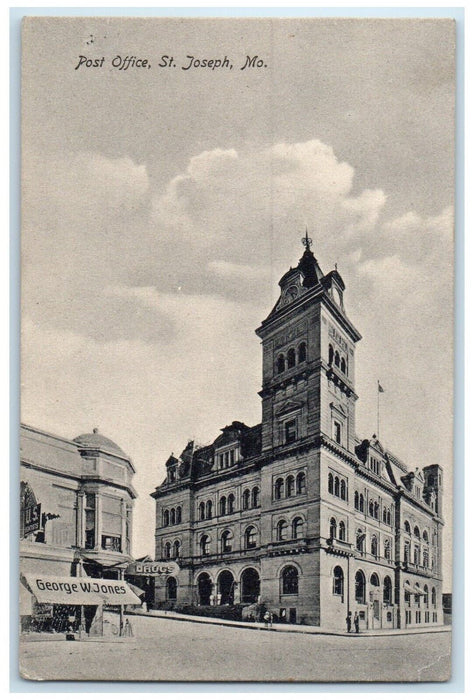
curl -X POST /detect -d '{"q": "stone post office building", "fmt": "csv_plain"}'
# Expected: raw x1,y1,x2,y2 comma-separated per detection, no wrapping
151,238,444,630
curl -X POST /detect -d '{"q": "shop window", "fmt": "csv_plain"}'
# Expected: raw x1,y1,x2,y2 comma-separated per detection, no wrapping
333,566,344,596
281,565,299,595
166,576,177,601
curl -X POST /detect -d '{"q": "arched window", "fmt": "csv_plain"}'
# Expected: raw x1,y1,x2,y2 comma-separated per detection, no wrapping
356,529,365,553
298,342,307,363
277,354,285,374
369,500,374,517
221,530,232,553
374,502,379,519
334,351,340,368
371,535,378,557
296,471,306,494
200,534,210,556
384,539,391,560
328,473,334,494
166,576,177,601
329,344,334,364
383,576,392,604
198,502,205,521
341,357,346,374
423,549,429,568
251,486,260,508
228,493,235,513
275,479,284,500
219,496,226,516
286,475,295,498
333,566,344,596
354,490,359,510
163,509,169,527
370,572,380,587
404,520,411,534
355,570,366,603
340,480,346,501
287,348,296,369
281,565,299,595
276,520,288,541
164,541,172,559
170,508,176,525
206,500,213,520
176,506,182,524
292,516,304,539
382,507,387,524
413,545,420,565
423,585,429,606
242,489,250,510
387,509,391,525
432,587,437,607
173,540,181,558
359,494,364,512
423,530,429,543
245,525,257,549
338,520,346,541
329,517,337,539
414,526,420,539
334,476,340,497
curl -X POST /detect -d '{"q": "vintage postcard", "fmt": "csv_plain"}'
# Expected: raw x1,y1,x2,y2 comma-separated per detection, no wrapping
20,16,455,682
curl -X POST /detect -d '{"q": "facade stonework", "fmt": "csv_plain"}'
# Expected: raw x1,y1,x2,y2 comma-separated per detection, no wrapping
151,242,443,630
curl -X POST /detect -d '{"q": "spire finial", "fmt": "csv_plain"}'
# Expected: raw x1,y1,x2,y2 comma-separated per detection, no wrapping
301,228,312,251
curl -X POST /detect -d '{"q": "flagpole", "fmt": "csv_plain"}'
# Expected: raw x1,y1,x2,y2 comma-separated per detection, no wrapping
377,381,380,438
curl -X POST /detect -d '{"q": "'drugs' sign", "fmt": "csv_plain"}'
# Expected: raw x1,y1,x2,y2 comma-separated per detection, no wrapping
127,561,180,577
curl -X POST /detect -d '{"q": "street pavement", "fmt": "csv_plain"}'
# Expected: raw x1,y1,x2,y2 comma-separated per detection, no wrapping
19,613,451,683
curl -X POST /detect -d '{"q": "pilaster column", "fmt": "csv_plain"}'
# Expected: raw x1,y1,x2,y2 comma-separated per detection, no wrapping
77,491,85,548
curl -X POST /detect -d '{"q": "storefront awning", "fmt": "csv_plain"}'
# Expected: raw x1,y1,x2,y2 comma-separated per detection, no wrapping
21,573,141,606
404,583,421,596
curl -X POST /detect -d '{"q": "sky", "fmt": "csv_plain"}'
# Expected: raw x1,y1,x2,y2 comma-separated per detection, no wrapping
21,17,455,587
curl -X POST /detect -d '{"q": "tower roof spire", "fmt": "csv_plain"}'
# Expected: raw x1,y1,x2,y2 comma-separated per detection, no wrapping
301,228,313,252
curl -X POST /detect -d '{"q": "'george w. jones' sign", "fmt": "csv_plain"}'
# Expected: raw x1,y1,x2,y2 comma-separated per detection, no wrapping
127,561,180,576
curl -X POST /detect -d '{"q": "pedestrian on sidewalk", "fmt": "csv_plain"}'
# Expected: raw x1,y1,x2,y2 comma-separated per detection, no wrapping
354,611,360,634
264,611,272,629
346,611,352,633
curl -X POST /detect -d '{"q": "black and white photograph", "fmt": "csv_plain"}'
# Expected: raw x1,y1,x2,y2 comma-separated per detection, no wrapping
19,15,455,682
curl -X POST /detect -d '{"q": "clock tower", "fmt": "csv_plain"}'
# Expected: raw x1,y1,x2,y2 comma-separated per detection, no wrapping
255,233,362,456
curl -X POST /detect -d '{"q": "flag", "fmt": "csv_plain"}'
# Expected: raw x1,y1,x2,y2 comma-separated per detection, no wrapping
378,382,384,393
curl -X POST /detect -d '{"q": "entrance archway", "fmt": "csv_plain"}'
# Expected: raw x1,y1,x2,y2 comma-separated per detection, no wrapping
217,570,234,605
197,572,213,606
241,567,260,603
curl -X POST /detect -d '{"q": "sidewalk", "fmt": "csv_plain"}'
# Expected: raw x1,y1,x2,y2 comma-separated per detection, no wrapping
129,608,451,637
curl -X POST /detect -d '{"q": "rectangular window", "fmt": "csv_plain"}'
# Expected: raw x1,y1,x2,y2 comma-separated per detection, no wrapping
334,421,342,444
84,494,96,549
225,452,229,468
285,419,297,444
219,454,224,468
101,535,121,552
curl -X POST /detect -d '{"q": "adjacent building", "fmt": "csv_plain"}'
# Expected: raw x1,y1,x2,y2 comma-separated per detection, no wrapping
151,238,444,630
20,424,138,629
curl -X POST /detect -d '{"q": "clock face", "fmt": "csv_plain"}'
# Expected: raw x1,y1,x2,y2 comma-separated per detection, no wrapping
284,285,298,303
